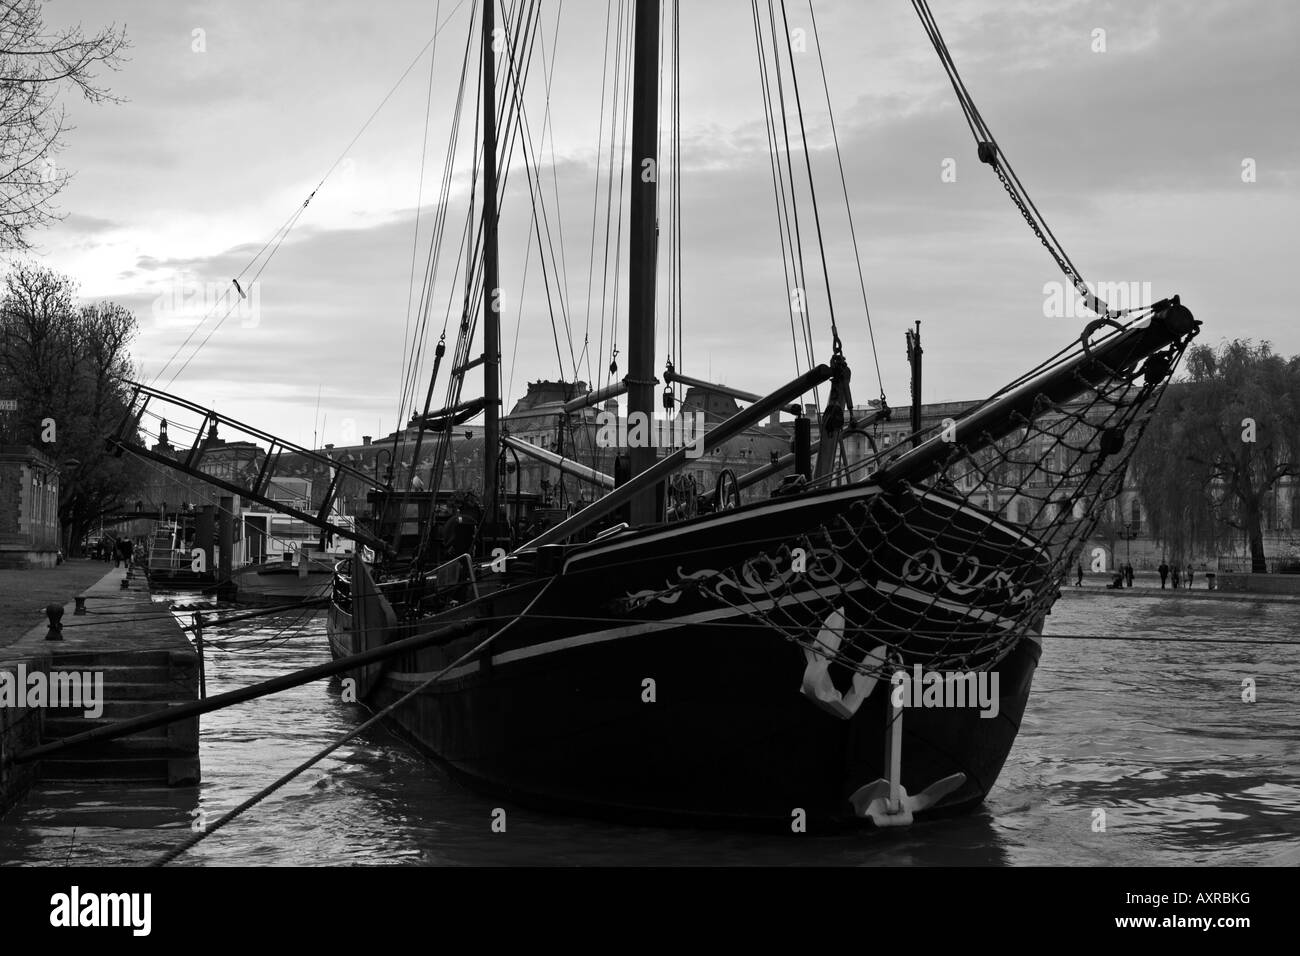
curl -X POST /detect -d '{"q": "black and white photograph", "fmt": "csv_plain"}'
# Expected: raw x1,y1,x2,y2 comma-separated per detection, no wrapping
0,0,1294,926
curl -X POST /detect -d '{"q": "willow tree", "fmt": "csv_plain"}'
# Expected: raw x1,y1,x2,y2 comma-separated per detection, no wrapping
1129,340,1300,572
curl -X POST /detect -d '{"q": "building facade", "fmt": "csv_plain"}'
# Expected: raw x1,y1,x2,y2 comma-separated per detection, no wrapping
117,386,1300,572
0,446,60,568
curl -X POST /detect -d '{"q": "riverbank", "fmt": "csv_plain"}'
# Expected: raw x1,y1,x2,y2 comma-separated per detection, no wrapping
1065,572,1300,602
0,560,125,647
0,565,199,821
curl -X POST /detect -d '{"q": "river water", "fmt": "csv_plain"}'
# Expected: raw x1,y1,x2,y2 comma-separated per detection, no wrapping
1,591,1297,866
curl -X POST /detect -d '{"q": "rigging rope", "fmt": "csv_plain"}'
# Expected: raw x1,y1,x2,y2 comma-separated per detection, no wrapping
909,0,1129,319
619,322,1198,682
751,1,806,386
777,0,841,357
806,0,884,401
152,0,471,390
753,0,821,409
396,0,446,446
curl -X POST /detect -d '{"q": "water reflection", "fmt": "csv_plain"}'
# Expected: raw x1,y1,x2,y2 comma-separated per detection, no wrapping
1,591,1296,865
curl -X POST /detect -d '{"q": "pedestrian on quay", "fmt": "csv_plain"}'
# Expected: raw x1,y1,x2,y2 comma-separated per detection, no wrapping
1158,561,1169,588
1123,562,1134,588
1186,564,1194,589
1171,565,1181,588
1076,562,1084,587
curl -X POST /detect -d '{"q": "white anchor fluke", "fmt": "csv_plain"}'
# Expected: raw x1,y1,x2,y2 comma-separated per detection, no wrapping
847,665,965,826
849,773,967,827
799,608,887,719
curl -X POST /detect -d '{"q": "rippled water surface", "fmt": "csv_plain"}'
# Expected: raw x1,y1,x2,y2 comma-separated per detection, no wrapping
2,591,1297,865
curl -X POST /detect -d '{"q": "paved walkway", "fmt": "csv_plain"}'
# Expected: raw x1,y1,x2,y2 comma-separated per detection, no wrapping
0,560,123,648
1,565,191,660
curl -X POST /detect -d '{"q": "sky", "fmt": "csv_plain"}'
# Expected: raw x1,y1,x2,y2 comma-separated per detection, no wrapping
10,0,1299,450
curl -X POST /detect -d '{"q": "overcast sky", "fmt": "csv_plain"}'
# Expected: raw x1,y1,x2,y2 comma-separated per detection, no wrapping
14,0,1299,449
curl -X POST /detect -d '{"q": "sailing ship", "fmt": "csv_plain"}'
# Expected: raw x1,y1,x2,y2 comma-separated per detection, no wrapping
321,0,1200,828
108,0,1201,828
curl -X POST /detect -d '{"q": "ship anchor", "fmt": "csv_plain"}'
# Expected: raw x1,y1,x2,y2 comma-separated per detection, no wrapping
798,607,886,719
848,668,967,827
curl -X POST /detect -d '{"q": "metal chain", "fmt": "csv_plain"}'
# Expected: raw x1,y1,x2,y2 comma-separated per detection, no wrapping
993,162,1081,291
991,161,1127,319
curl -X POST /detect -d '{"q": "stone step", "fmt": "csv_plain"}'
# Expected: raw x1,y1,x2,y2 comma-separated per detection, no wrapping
79,680,196,702
47,734,195,757
39,756,200,785
34,664,178,686
42,716,170,740
43,723,197,755
47,648,193,670
44,699,192,721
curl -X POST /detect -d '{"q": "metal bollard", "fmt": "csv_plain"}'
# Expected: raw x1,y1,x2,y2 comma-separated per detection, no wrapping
193,611,207,700
45,604,64,641
74,596,87,615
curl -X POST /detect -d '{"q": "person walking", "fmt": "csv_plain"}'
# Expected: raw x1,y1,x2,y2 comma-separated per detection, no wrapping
1186,564,1194,589
1158,561,1169,589
1076,562,1084,587
1123,562,1134,588
1171,565,1181,589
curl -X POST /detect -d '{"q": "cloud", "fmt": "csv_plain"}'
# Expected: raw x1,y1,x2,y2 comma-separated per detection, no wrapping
19,0,1299,446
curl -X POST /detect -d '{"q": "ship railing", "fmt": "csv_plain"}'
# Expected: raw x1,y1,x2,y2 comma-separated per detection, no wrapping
330,558,353,615
431,552,479,601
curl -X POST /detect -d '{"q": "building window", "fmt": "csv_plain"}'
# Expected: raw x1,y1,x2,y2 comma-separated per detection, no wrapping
1129,497,1141,529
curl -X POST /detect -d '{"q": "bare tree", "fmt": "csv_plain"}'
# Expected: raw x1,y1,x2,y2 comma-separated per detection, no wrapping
0,0,127,251
0,262,147,554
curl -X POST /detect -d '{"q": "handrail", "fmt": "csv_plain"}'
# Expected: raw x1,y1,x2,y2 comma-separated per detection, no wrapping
430,552,480,600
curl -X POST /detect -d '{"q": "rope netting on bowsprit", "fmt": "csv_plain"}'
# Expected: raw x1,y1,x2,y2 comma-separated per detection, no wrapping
619,323,1196,685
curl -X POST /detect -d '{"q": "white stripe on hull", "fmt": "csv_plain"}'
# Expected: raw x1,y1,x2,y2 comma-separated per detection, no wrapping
332,575,1034,686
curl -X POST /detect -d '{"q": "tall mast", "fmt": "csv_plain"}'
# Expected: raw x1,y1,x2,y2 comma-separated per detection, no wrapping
625,0,660,525
482,0,502,531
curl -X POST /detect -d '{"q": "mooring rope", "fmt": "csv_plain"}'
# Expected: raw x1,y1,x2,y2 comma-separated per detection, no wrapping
149,577,555,866
42,596,325,632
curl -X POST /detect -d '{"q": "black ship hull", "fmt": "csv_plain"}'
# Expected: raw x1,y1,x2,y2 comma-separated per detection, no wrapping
328,481,1049,828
